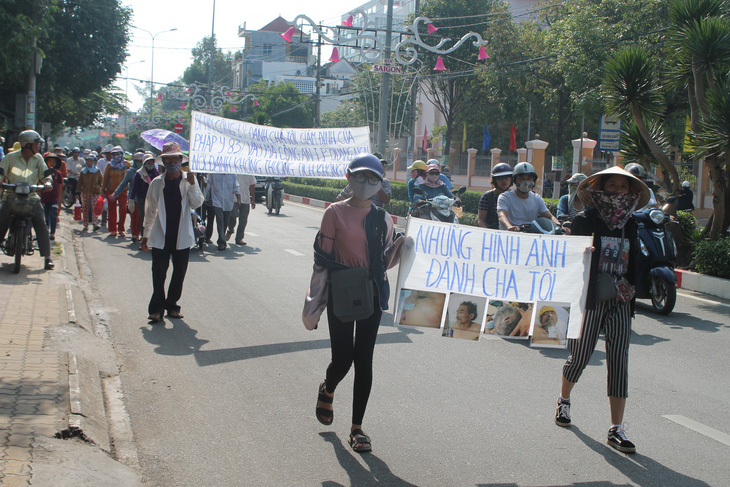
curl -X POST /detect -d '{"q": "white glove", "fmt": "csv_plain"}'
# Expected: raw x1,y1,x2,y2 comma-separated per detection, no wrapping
127,200,136,212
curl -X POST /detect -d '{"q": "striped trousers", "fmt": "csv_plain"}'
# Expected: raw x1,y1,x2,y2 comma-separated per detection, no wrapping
563,300,632,398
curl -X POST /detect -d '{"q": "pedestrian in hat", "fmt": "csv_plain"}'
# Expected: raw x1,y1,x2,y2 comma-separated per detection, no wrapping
113,149,146,242
304,153,406,453
553,165,650,454
141,142,204,323
335,153,392,208
103,145,129,237
77,152,103,232
128,153,159,246
40,152,64,240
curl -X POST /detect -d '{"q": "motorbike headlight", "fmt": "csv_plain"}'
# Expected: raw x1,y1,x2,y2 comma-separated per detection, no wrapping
15,185,31,195
649,209,665,225
639,239,649,256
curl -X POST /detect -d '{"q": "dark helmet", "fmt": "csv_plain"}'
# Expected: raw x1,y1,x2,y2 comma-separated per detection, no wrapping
491,162,513,178
348,154,384,180
624,163,647,179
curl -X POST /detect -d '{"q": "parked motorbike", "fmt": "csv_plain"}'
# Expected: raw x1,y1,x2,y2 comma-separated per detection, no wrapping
265,177,284,215
411,186,466,223
633,207,677,315
61,178,76,208
0,167,53,273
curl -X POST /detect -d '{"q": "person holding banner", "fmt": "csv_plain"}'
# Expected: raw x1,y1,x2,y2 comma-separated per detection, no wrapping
141,142,204,323
205,172,240,251
335,154,392,208
304,154,405,454
554,166,650,455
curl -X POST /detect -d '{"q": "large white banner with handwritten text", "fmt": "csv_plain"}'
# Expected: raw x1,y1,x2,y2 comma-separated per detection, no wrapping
394,218,593,339
189,111,370,178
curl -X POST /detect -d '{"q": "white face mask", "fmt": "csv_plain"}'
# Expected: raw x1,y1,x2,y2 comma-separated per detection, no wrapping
517,180,535,193
350,179,382,201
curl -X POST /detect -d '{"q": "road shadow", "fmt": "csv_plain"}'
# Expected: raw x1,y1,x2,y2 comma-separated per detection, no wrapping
645,309,726,333
565,425,710,487
140,318,209,356
318,432,419,487
194,331,413,367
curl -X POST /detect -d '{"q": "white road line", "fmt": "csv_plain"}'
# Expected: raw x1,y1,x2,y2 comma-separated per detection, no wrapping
663,415,730,446
246,232,259,237
284,249,304,257
677,291,730,308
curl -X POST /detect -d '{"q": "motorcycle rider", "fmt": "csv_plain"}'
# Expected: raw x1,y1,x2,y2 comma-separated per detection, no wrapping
497,162,560,231
676,181,694,212
0,130,55,269
623,163,659,210
477,162,513,229
413,164,457,203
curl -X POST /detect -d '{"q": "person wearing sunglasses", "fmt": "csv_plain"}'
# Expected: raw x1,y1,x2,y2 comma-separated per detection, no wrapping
412,163,458,204
335,153,392,208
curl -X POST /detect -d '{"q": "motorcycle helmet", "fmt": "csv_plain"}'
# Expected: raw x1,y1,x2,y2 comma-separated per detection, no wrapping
408,160,427,171
682,181,690,188
426,163,440,174
566,173,587,185
18,130,42,149
491,162,513,178
512,162,537,181
347,153,384,180
624,163,647,179
426,159,441,167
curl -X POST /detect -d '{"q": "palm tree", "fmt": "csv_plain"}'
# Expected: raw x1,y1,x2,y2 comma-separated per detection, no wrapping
602,47,680,192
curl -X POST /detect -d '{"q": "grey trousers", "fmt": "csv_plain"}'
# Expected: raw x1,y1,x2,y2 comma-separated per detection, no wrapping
227,203,250,242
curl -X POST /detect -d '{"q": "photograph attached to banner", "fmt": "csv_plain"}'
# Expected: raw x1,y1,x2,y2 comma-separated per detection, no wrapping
483,300,534,340
393,217,592,340
442,294,487,341
396,289,447,329
530,302,570,349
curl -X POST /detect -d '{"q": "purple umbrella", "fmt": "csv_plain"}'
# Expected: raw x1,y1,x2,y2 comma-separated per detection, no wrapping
140,129,190,151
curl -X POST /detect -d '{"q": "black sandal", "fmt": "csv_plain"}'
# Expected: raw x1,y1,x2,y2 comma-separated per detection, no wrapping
349,429,372,453
316,381,333,426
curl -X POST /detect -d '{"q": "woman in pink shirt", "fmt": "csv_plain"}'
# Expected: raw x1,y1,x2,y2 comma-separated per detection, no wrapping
307,154,404,453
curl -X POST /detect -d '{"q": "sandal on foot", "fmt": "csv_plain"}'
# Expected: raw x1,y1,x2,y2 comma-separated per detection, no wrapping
315,381,333,426
349,429,372,453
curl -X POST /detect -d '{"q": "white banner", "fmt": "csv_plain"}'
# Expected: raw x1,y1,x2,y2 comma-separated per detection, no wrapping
189,111,371,178
394,218,593,341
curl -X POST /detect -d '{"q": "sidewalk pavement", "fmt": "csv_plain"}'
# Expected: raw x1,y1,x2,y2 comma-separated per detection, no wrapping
284,193,730,300
0,212,142,486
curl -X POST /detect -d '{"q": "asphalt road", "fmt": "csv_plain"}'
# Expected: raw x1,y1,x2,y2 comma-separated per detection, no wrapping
78,200,730,487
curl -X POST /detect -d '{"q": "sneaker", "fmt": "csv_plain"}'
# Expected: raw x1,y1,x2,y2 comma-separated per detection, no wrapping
607,425,636,453
555,397,571,427
235,240,246,245
44,257,55,270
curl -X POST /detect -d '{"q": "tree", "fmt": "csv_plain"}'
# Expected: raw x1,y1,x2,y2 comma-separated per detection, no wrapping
320,100,367,129
0,0,132,133
182,35,234,88
418,0,505,161
247,81,313,128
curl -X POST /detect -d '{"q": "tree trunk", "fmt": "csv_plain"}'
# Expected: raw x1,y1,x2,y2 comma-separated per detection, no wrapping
705,155,728,240
631,104,680,194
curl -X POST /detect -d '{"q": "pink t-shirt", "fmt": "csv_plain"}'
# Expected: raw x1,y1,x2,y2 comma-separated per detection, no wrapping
319,201,394,269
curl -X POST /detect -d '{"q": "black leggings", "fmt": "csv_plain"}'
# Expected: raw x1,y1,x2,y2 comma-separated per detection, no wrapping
325,290,381,426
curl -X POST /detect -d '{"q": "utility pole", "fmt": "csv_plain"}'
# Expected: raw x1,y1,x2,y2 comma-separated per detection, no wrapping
407,0,420,164
376,0,395,155
208,0,216,109
315,34,322,128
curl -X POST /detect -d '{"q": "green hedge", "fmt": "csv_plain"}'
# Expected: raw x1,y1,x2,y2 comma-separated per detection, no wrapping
694,238,730,279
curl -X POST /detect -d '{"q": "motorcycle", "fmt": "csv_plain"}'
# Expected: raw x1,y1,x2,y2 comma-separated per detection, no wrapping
411,186,466,223
0,167,53,274
265,177,284,215
61,178,76,208
633,207,677,315
521,216,565,235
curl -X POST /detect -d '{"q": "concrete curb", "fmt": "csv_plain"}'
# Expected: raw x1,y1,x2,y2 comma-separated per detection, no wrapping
284,193,729,300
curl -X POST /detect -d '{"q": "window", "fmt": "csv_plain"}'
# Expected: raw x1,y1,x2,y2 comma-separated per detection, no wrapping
263,43,272,56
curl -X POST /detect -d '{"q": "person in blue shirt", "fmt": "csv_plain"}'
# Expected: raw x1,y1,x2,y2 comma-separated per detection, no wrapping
413,163,456,202
407,160,427,207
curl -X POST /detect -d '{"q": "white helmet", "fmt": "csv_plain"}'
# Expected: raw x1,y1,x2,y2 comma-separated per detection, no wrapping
682,181,690,188
18,130,42,148
512,162,537,181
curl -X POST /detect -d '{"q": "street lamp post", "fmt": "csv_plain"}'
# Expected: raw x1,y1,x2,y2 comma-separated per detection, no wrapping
123,60,146,110
133,26,178,104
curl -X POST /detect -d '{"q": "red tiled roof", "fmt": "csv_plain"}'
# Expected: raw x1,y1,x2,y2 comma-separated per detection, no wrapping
259,16,301,34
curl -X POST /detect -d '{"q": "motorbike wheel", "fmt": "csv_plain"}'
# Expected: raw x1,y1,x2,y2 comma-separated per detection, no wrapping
13,232,23,274
650,278,676,315
274,193,281,215
62,186,74,208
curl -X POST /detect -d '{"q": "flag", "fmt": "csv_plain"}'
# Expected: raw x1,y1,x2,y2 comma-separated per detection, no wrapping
509,124,517,151
482,124,491,151
462,122,467,150
423,126,428,151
